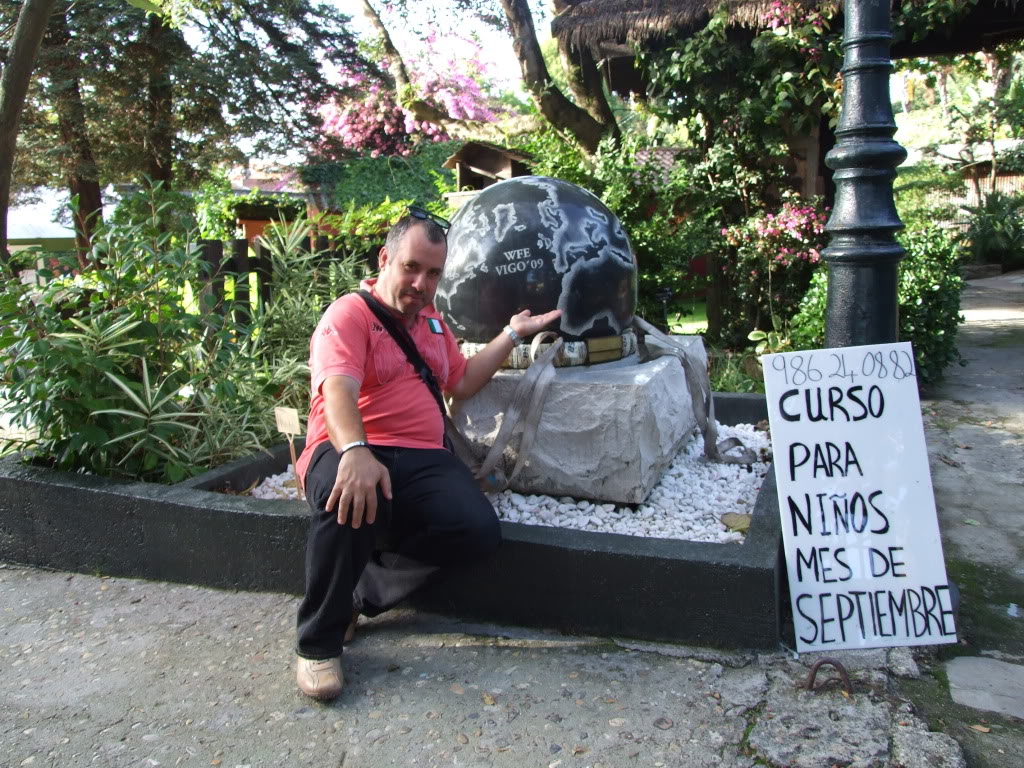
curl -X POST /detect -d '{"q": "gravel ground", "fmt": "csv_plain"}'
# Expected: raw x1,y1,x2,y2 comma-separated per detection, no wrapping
1,564,960,768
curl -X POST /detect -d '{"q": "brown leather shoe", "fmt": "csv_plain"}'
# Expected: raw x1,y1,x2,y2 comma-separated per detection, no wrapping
296,656,343,700
343,606,360,645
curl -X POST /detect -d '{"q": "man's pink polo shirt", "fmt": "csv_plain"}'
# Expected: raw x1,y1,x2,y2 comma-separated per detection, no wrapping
295,279,468,483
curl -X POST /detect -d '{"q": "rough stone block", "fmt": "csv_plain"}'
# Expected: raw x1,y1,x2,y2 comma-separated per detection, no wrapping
453,354,698,504
644,333,708,370
887,646,921,679
748,664,891,768
890,709,966,768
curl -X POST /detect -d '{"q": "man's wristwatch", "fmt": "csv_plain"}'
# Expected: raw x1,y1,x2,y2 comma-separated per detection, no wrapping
503,324,522,345
338,440,370,457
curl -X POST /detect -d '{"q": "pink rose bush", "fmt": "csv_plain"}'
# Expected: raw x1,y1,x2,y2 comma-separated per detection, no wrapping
721,196,830,335
723,200,827,268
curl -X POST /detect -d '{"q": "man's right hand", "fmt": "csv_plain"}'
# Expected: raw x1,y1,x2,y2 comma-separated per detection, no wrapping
326,447,393,528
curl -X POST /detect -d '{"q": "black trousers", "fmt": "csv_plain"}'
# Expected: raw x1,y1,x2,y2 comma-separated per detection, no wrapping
295,441,501,660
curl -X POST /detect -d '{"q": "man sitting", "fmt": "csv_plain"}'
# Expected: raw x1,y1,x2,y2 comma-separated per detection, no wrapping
294,208,560,699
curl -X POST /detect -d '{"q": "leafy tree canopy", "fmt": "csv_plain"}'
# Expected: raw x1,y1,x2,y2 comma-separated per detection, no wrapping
7,0,374,192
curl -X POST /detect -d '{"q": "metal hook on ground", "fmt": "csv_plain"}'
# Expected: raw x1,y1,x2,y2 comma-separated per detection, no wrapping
804,658,853,695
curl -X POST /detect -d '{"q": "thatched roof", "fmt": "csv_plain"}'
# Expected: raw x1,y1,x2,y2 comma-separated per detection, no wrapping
552,0,1024,56
551,0,802,50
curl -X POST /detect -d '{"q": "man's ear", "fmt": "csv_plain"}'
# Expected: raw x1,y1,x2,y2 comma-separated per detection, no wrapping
377,246,389,270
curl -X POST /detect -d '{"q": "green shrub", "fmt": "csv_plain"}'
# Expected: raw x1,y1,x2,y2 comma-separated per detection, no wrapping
517,130,598,190
298,141,459,261
788,269,828,351
110,184,198,244
193,176,307,241
516,131,713,320
256,217,364,366
707,348,765,394
313,197,422,260
998,144,1024,172
0,188,361,482
893,162,963,232
2,221,230,481
301,140,458,209
789,225,964,386
959,191,1024,271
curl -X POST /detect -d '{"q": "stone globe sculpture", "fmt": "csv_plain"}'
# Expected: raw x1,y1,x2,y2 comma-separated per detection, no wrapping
434,176,638,342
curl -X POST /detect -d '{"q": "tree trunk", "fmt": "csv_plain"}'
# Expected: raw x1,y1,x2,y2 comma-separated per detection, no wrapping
360,0,459,127
705,258,725,343
0,0,60,266
45,8,103,265
989,114,998,195
144,13,175,186
981,52,1009,197
65,167,105,266
984,52,1012,100
499,0,609,154
937,67,949,118
968,158,983,205
557,36,620,143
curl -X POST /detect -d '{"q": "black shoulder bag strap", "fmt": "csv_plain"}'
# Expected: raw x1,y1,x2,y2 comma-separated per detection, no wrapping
356,290,497,488
357,289,448,423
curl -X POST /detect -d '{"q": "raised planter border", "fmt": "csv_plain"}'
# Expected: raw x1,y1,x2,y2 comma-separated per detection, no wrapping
0,393,780,648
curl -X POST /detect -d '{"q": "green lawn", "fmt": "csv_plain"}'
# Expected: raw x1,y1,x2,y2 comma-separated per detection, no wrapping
667,301,708,334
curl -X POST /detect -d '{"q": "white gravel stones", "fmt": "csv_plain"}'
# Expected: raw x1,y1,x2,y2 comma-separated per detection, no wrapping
249,422,771,544
487,422,770,543
250,466,301,500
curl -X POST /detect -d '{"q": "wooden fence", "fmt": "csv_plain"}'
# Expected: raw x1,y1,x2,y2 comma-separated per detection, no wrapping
196,236,377,323
901,170,1024,237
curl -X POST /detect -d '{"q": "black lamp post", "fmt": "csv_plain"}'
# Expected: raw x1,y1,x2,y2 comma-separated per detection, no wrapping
822,0,908,347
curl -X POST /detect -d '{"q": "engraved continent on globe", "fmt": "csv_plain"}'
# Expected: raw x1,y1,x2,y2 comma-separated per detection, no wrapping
435,176,638,342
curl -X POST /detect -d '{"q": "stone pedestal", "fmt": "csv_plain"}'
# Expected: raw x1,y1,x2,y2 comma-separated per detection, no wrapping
453,354,698,504
645,333,707,371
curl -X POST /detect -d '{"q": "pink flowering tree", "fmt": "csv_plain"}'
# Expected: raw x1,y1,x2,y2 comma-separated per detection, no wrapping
721,197,829,339
316,32,507,158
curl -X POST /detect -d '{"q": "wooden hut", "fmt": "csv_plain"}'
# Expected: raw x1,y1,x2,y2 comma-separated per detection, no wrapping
442,142,534,208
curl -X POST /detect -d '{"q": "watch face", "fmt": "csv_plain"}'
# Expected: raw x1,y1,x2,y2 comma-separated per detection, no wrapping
436,176,637,343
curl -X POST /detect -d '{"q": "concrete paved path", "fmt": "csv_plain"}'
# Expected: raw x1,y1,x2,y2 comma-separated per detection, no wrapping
1,564,956,768
947,657,1024,720
924,270,1024,575
917,270,1024,767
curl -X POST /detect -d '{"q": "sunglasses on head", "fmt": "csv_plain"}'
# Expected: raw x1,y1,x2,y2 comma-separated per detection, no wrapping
407,205,451,233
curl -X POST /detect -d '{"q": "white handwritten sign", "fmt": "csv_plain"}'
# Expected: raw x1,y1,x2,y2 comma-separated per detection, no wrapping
274,407,301,436
762,342,956,652
274,406,304,501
